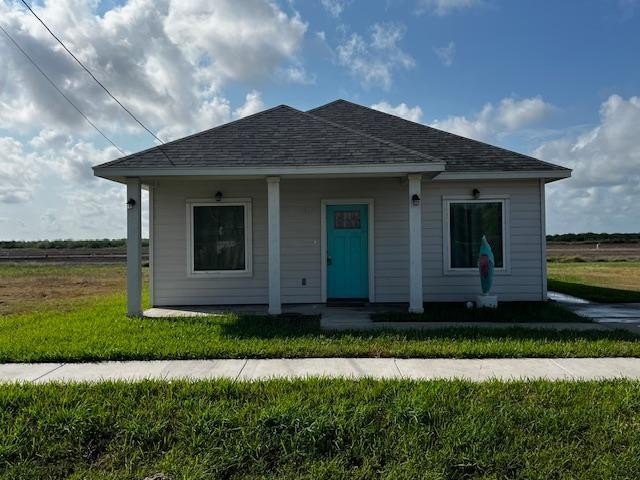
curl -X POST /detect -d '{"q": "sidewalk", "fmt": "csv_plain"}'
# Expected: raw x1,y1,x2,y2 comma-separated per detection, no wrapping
3,357,640,383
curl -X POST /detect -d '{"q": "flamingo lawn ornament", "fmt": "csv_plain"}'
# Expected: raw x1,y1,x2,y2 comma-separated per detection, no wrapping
478,235,494,294
476,236,498,308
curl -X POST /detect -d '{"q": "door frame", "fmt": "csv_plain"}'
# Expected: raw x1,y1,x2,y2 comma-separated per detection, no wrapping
321,198,375,303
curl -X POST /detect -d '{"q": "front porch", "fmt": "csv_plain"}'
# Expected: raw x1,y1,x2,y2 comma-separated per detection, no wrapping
126,174,430,317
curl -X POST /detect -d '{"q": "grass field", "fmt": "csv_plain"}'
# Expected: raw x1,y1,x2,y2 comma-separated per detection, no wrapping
1,379,639,479
2,264,640,361
1,261,640,479
547,261,640,302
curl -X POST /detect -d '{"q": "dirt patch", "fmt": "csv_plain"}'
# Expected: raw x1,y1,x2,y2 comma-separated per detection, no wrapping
0,264,148,316
547,242,640,262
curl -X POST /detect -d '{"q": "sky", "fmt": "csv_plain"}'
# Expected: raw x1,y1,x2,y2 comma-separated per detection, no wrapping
0,0,639,240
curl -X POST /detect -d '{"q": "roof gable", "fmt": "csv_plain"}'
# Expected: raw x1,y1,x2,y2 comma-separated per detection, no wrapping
309,99,569,173
96,105,441,170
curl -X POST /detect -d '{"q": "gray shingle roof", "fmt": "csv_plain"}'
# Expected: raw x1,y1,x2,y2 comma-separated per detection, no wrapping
95,105,440,170
309,100,569,172
94,99,569,174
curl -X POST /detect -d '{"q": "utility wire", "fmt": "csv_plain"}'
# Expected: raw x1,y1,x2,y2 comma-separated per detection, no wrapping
0,23,125,155
20,0,175,165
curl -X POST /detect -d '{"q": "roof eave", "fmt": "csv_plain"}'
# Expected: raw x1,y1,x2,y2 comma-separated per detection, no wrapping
92,162,446,183
432,169,571,182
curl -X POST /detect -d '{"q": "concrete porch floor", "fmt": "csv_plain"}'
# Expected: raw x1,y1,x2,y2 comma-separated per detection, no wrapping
144,303,408,330
143,301,622,332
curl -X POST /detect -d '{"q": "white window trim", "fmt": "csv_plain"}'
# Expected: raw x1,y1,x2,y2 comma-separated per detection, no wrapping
320,198,375,303
442,195,511,276
186,198,253,278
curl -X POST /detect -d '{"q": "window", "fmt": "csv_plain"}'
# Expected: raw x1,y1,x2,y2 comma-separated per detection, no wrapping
187,200,252,276
334,210,361,229
444,198,507,271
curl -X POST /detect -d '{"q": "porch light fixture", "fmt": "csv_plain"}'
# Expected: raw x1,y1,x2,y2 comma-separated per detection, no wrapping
215,191,223,202
411,194,421,206
126,198,136,210
472,188,480,199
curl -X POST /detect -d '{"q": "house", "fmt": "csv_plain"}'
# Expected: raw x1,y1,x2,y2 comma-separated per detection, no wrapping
93,99,571,316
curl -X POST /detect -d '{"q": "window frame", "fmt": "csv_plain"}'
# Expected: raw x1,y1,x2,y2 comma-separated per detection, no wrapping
442,195,510,275
186,198,253,278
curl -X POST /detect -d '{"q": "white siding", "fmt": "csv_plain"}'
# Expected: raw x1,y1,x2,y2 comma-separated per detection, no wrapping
423,179,544,302
280,178,408,303
151,177,544,306
152,180,269,306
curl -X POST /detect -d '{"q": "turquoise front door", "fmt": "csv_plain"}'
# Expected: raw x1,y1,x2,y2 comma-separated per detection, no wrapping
326,204,369,299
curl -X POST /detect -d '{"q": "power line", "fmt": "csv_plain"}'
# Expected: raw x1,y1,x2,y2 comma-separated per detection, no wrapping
0,23,125,155
20,0,175,166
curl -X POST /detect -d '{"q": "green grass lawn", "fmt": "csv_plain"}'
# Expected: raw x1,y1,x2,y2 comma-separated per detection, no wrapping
1,379,639,479
2,290,640,362
372,301,584,322
548,261,640,302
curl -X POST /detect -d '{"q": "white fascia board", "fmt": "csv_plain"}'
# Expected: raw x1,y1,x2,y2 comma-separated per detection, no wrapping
433,170,571,181
92,162,445,181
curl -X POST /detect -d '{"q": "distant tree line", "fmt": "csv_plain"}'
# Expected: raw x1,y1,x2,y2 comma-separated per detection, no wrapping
0,239,149,249
1,234,638,249
546,233,640,244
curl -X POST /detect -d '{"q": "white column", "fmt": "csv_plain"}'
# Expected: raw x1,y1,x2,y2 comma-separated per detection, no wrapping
267,177,281,315
408,174,424,313
539,178,548,300
126,178,142,317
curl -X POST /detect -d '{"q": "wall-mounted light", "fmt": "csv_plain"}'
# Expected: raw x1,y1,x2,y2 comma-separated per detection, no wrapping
126,198,136,210
215,191,223,202
411,194,421,206
472,188,480,199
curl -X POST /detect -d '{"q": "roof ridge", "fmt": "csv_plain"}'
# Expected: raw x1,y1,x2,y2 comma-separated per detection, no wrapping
96,104,299,169
300,108,442,164
311,99,570,171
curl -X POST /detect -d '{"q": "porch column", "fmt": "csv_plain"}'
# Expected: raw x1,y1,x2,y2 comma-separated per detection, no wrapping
126,178,142,317
408,174,424,313
267,177,281,315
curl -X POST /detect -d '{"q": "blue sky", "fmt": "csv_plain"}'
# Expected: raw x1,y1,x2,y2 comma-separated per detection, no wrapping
1,0,639,239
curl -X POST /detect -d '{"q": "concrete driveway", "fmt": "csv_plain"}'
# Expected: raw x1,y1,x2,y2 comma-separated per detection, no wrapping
548,291,640,332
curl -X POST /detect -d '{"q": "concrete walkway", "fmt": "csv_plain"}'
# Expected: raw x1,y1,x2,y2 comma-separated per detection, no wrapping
3,358,640,383
548,291,640,332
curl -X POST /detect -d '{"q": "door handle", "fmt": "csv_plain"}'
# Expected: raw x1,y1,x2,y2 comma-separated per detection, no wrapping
327,256,332,266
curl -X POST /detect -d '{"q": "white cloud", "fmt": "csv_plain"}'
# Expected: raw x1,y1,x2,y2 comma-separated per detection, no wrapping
496,96,554,130
416,0,482,15
0,129,149,239
535,95,640,233
0,0,305,137
430,96,554,141
233,90,265,119
371,101,423,122
433,41,455,66
164,0,307,82
0,0,312,239
321,0,351,17
282,64,316,84
335,22,414,90
0,137,38,204
431,103,494,140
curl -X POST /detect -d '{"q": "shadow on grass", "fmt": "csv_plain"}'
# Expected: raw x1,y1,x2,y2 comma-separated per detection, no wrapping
371,301,584,323
548,279,640,303
217,313,640,343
